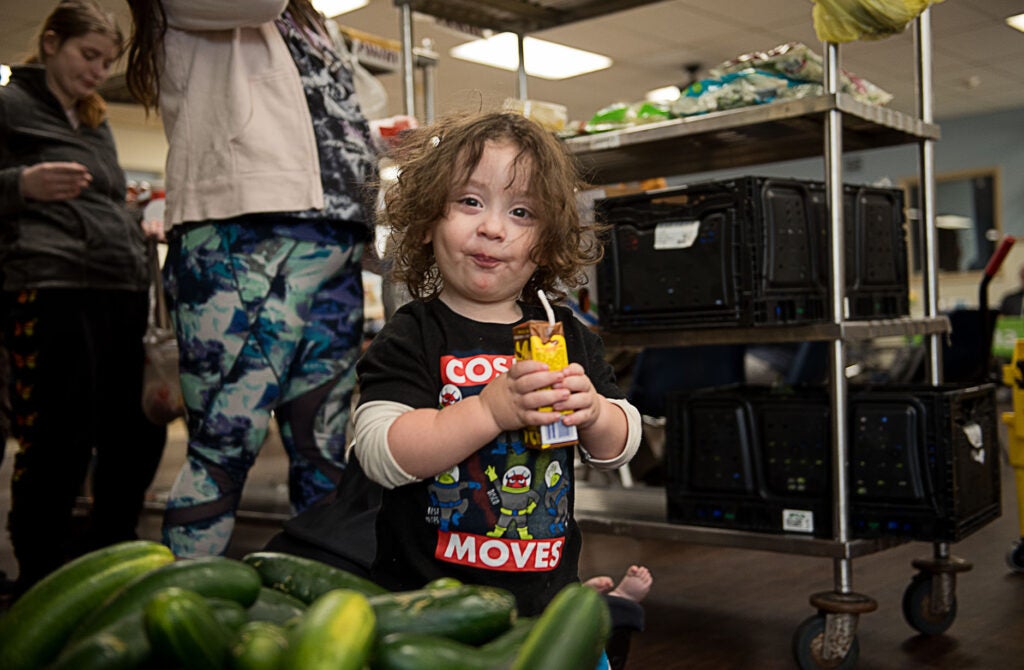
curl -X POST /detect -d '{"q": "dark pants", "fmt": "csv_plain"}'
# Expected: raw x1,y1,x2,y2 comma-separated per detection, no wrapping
3,289,166,588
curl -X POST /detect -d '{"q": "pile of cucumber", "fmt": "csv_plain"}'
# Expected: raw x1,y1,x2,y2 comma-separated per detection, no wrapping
0,540,610,669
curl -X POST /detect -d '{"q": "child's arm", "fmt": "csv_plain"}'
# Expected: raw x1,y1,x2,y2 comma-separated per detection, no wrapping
383,359,570,479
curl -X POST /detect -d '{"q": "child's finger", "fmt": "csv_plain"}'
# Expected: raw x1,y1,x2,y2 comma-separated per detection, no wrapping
505,358,550,380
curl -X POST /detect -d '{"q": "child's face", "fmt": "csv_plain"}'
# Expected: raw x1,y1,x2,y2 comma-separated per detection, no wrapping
428,140,540,318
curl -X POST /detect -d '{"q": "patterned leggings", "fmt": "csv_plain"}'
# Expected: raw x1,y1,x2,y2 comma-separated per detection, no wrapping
162,220,364,556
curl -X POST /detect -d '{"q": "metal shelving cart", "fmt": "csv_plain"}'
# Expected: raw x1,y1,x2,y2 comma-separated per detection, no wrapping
392,2,952,666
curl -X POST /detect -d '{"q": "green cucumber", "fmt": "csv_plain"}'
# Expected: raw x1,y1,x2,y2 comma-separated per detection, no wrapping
375,633,492,670
0,540,174,670
423,577,463,590
72,555,262,640
369,585,517,645
50,596,248,670
510,583,610,670
242,551,387,603
50,612,150,670
143,587,233,670
481,616,536,657
230,620,289,670
374,618,536,670
282,589,375,670
247,586,307,626
209,597,251,632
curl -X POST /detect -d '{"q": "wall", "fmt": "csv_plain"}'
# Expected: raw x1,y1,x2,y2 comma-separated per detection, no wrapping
663,106,1024,310
107,103,167,178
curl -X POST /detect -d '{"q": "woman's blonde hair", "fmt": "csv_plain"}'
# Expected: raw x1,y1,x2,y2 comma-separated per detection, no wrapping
381,111,605,304
30,0,124,128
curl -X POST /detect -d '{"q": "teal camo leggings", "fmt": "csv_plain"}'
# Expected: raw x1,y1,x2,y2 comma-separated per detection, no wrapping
162,219,364,557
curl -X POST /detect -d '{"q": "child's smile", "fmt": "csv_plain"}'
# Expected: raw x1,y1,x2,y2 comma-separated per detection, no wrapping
428,140,540,322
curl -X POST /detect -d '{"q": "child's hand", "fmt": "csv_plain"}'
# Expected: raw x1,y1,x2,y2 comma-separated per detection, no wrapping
551,363,602,430
479,359,569,432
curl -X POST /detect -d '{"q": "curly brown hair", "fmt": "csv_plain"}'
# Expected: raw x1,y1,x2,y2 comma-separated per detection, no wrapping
381,111,604,305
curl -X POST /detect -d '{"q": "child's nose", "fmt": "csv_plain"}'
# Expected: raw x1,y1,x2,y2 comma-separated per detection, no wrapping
477,212,505,239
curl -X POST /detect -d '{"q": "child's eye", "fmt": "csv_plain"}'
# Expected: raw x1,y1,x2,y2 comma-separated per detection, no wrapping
510,206,534,220
457,196,482,208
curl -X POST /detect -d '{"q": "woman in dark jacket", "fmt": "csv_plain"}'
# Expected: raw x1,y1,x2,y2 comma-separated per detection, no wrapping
0,0,165,595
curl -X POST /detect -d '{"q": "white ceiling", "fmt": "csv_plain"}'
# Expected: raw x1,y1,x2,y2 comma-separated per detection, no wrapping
2,0,1023,124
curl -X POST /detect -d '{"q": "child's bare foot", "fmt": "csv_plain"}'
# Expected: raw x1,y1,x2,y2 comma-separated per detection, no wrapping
608,565,652,602
583,575,615,594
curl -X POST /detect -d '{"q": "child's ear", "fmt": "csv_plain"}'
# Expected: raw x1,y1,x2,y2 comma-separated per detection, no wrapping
423,229,433,244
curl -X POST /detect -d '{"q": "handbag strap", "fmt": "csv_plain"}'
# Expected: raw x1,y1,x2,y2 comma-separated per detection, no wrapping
148,237,171,330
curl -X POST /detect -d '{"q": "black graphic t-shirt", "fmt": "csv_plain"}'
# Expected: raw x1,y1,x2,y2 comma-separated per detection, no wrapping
355,298,623,615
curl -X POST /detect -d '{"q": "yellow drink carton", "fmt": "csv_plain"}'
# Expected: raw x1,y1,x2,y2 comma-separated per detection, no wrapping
513,320,579,449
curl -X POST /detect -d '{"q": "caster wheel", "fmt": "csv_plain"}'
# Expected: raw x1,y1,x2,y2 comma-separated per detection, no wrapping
1008,540,1024,573
902,574,956,635
792,614,860,670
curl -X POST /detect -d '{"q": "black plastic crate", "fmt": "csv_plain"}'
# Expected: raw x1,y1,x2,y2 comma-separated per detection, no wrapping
809,184,909,319
665,385,833,535
665,383,1000,542
595,177,826,331
849,383,1000,541
595,176,908,331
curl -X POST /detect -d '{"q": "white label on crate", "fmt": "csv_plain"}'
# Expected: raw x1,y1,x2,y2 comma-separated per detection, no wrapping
654,220,700,250
782,509,815,533
961,421,986,464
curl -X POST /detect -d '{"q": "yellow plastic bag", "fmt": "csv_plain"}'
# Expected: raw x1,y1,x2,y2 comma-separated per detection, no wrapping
812,0,944,43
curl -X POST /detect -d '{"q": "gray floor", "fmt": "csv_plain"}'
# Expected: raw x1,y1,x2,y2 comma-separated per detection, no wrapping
2,418,1024,668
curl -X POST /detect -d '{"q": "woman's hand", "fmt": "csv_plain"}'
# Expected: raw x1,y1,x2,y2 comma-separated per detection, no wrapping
19,162,92,201
140,217,166,241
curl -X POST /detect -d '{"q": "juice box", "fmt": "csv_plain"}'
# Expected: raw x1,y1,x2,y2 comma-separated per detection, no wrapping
513,320,579,449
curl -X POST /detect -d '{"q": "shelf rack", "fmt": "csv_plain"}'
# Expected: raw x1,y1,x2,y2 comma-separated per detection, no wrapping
599,316,950,349
393,1,950,666
574,485,908,559
394,0,665,33
564,93,940,182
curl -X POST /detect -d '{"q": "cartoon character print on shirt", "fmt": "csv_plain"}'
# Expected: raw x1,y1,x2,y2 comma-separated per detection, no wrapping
430,350,572,572
492,430,526,456
427,465,481,532
543,461,570,534
484,464,540,539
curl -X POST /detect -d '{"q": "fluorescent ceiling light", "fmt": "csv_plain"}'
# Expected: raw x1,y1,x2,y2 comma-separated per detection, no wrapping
1008,13,1024,33
0,65,10,87
450,33,612,80
312,0,368,18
